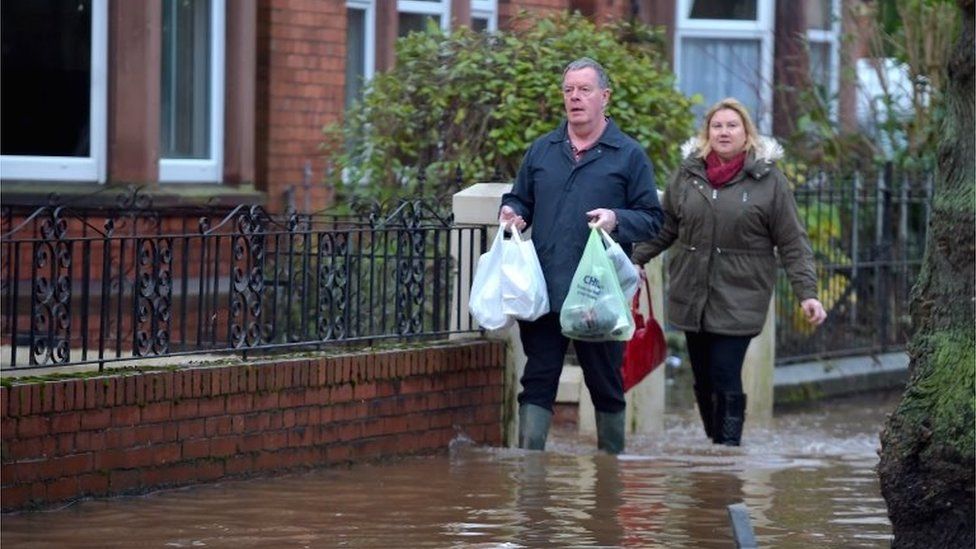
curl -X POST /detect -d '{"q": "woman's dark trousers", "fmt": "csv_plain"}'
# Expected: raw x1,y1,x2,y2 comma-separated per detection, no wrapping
684,331,752,445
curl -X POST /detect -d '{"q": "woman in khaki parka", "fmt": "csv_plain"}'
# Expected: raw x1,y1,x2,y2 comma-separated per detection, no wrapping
631,98,827,446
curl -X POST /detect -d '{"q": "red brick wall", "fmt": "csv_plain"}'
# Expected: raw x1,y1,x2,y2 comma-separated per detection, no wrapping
501,0,569,28
0,340,506,511
587,0,628,23
256,0,344,214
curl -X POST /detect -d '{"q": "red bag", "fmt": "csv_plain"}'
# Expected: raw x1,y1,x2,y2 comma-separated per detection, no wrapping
621,270,667,392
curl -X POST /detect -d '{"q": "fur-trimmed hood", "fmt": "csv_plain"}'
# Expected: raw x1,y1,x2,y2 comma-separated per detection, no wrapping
679,135,784,163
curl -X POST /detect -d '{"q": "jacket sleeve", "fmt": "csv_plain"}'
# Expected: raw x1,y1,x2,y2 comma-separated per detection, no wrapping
499,146,536,226
631,169,680,266
611,147,663,245
770,171,818,301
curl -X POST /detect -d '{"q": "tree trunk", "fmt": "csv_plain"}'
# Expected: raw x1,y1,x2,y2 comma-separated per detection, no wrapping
877,1,975,547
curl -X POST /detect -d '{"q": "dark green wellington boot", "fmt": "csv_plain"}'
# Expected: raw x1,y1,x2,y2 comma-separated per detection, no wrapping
595,410,626,454
518,403,553,451
693,385,717,441
713,393,747,446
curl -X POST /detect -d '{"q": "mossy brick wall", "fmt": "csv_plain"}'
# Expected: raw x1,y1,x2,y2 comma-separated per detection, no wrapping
0,340,505,511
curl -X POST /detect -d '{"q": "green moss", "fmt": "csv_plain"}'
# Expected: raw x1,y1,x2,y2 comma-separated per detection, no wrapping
23,182,259,198
0,339,494,388
776,383,826,405
1,365,180,387
932,186,976,213
899,329,976,458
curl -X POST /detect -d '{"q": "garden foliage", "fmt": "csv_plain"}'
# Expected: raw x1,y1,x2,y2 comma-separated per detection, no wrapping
324,12,696,207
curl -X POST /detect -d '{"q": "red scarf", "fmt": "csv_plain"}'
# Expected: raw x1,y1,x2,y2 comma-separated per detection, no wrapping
705,150,746,188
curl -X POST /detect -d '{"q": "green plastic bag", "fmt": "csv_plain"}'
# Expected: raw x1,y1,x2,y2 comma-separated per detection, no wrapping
560,227,635,341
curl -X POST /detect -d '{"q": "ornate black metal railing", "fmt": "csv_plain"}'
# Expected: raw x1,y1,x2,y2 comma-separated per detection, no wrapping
772,163,931,364
1,195,486,370
1,162,932,370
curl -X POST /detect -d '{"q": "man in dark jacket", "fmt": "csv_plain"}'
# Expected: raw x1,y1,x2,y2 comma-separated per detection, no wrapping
498,57,663,454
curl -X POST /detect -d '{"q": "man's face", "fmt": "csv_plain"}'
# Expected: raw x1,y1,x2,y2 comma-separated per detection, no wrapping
562,68,608,128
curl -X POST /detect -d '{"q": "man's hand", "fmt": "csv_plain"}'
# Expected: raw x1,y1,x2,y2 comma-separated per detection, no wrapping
499,205,526,231
586,208,617,232
801,298,827,326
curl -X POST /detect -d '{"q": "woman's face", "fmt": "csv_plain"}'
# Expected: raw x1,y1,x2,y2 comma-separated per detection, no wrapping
708,108,747,160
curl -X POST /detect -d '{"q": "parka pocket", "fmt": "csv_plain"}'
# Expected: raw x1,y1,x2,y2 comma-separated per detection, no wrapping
666,246,703,305
712,251,776,310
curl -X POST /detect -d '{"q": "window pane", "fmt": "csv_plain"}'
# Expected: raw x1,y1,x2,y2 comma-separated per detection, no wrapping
1,0,92,157
398,13,440,36
805,0,833,30
471,17,488,32
346,7,366,111
161,0,211,159
680,38,762,125
809,41,831,96
689,0,757,20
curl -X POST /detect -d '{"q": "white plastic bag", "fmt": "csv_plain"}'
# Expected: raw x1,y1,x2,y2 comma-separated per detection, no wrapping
601,228,640,301
468,226,511,330
500,226,549,321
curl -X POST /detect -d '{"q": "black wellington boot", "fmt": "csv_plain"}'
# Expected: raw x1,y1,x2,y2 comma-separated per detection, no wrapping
595,410,626,455
693,385,716,441
713,393,747,446
518,403,553,451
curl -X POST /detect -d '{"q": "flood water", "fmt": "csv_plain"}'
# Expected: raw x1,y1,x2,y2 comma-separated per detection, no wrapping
2,391,898,548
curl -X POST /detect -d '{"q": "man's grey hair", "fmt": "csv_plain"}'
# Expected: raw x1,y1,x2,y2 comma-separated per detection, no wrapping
562,57,610,89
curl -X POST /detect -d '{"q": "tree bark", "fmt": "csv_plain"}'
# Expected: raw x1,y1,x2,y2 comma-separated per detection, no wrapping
877,1,975,547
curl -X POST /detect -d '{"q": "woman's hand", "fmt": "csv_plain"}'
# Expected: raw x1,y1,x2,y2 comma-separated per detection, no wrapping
499,205,526,231
801,298,827,326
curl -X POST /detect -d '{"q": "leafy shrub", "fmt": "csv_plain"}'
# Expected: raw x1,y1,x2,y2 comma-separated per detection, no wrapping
324,12,696,206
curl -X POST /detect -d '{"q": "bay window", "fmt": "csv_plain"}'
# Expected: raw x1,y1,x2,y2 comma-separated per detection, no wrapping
347,0,376,111
675,0,774,132
159,0,225,183
0,0,107,182
398,0,450,36
806,0,841,116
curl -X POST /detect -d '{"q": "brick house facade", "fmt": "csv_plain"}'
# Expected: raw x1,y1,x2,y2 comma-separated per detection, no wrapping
1,0,866,214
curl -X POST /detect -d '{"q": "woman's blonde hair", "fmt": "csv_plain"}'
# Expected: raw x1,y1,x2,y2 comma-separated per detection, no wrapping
694,98,761,159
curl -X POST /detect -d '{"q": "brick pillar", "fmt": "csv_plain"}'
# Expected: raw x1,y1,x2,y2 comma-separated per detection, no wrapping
773,0,811,139
451,0,472,28
108,0,162,185
502,0,568,29
375,0,398,72
224,0,257,187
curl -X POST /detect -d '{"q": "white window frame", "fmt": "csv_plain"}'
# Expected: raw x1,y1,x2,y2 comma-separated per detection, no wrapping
347,0,376,90
471,0,498,32
806,0,841,119
159,0,225,184
397,0,451,32
0,0,108,183
673,0,775,133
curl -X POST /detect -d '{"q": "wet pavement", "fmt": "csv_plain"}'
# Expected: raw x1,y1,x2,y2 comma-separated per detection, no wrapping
1,390,898,548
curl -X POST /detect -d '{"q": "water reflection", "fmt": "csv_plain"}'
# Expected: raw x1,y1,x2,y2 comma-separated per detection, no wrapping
1,391,896,548
507,453,626,546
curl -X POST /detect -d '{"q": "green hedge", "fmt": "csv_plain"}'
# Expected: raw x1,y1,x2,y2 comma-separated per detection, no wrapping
324,12,696,206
